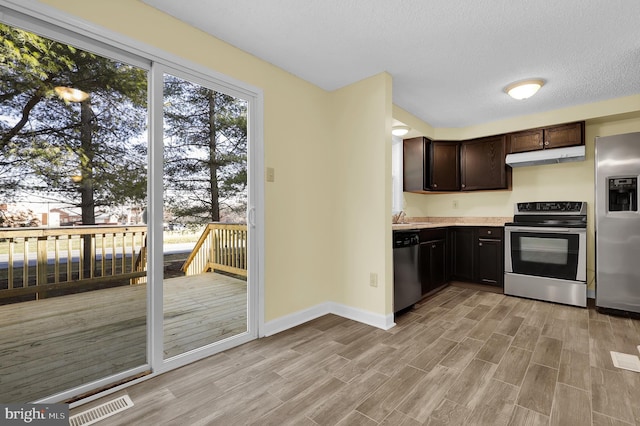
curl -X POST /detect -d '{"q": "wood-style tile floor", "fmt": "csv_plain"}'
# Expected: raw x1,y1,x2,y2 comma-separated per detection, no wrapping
0,272,246,403
72,284,640,425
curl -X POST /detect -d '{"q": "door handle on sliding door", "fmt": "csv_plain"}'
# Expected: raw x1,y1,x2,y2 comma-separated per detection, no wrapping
248,207,256,227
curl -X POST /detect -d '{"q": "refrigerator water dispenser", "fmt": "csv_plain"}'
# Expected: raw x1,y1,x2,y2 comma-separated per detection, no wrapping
608,177,637,212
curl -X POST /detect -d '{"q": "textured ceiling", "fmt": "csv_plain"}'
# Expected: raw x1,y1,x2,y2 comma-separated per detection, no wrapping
142,0,640,128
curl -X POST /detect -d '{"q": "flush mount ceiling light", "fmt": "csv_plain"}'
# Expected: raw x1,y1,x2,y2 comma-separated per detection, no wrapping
54,86,90,103
392,125,411,136
505,79,545,100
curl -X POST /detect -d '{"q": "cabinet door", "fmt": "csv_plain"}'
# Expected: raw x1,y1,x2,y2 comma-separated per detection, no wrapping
544,122,584,149
460,136,507,191
403,137,428,192
430,142,460,191
508,129,544,153
420,239,447,295
451,228,474,281
429,239,447,291
476,237,503,287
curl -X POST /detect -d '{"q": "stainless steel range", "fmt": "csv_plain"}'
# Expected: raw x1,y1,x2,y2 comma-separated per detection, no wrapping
504,201,587,307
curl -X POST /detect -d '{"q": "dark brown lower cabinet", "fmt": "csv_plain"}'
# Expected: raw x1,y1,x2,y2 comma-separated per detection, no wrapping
419,228,448,295
476,237,503,286
411,226,503,295
450,227,475,281
451,226,504,287
420,239,447,294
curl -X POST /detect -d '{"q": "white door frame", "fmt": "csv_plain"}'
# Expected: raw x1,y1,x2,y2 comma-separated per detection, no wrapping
150,63,264,373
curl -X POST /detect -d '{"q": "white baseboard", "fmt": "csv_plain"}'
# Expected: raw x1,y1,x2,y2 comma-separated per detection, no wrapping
262,302,332,337
328,302,395,330
262,302,395,337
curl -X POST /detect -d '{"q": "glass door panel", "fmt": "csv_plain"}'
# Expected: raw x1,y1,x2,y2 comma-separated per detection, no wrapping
162,73,248,359
0,23,148,402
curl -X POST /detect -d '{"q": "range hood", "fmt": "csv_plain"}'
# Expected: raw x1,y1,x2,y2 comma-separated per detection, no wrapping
505,145,585,167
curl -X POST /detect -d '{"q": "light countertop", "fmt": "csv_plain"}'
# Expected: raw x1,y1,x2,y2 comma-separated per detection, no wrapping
392,217,510,231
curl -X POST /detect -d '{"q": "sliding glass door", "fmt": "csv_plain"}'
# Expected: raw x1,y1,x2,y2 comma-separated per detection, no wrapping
160,71,250,360
0,7,261,403
0,21,149,402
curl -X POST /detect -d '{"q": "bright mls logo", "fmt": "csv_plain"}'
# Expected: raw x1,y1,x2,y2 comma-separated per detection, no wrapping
1,404,68,425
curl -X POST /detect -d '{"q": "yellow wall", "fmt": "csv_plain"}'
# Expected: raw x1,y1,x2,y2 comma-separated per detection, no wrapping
332,73,394,314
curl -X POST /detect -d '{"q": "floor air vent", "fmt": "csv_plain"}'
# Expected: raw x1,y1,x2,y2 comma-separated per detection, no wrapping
69,395,134,426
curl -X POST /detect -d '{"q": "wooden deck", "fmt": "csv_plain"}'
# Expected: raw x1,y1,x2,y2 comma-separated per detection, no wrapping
0,272,247,403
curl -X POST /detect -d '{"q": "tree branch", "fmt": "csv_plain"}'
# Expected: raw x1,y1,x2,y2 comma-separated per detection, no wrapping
1,92,44,146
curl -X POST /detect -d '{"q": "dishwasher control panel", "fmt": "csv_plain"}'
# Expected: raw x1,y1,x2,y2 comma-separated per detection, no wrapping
393,231,420,248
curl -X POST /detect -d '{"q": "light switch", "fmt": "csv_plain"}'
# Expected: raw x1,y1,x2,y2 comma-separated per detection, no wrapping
266,167,275,182
369,272,378,287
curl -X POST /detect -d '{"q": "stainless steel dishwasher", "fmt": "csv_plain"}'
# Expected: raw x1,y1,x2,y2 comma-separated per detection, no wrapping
393,230,421,313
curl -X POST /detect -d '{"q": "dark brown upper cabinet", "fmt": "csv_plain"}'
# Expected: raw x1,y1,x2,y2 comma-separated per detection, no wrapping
403,121,583,194
431,141,460,191
403,137,426,192
461,135,508,191
403,137,460,192
508,122,584,154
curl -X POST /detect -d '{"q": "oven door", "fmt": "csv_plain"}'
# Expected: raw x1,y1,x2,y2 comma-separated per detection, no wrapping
505,226,586,282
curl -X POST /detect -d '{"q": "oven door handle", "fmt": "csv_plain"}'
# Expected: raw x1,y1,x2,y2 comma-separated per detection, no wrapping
508,227,572,233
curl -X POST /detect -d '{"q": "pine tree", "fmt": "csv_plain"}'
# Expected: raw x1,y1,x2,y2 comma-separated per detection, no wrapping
163,74,247,224
0,23,148,224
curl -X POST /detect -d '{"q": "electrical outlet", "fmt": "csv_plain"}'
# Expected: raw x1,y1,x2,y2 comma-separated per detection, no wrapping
452,199,459,209
369,272,378,287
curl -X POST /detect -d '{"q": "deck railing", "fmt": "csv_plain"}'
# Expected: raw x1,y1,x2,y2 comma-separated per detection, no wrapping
0,225,147,301
182,223,247,278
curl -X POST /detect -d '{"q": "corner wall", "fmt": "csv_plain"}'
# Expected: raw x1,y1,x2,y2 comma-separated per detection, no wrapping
331,73,394,317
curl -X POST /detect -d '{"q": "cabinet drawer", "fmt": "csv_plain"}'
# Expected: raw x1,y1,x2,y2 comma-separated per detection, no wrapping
476,227,503,239
419,228,447,242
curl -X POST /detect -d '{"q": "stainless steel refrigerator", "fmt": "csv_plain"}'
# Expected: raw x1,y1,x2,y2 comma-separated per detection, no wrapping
595,132,640,314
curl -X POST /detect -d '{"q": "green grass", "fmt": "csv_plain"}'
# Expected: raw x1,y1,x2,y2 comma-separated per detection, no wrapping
163,230,201,244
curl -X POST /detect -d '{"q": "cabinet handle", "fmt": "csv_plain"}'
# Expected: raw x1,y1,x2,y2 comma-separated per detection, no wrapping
479,238,500,242
432,244,436,248
544,141,550,146
478,242,483,246
539,141,543,146
461,184,466,188
487,230,492,235
433,183,438,188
